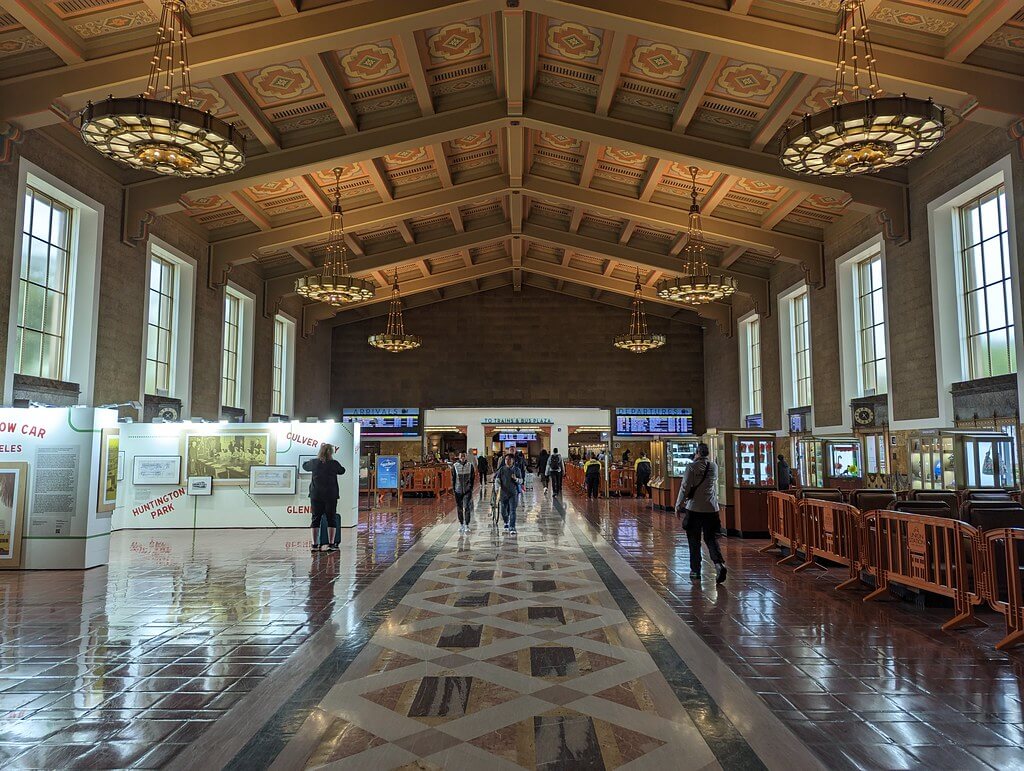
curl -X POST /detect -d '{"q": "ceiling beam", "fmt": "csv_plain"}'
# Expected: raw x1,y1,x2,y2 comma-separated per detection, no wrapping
364,158,395,201
0,0,496,128
303,54,358,132
699,173,739,217
638,158,670,202
720,245,746,268
595,31,630,116
2,1,83,65
285,245,315,269
945,0,1024,63
225,192,272,231
531,0,1023,124
397,31,435,117
292,175,332,217
508,124,525,188
209,177,507,265
397,221,416,245
579,141,601,188
210,75,281,152
522,275,702,325
511,236,523,291
749,73,817,152
762,190,807,230
122,101,506,239
672,53,719,132
272,0,300,15
433,143,453,187
503,6,526,116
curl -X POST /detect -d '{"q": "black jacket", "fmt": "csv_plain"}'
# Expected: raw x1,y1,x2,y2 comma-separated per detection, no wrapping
302,458,345,500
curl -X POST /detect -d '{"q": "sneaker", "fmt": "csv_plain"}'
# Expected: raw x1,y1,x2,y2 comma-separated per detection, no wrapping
510,529,517,536
311,545,320,553
689,572,700,580
328,544,339,552
716,564,728,584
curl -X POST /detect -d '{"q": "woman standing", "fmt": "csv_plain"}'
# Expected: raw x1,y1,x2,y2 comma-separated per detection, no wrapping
303,443,346,553
675,443,727,583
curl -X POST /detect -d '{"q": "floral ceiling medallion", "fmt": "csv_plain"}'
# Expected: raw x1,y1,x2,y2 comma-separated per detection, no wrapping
427,22,483,62
341,42,399,81
546,21,601,61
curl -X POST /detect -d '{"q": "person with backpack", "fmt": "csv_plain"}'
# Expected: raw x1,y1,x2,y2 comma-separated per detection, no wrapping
675,442,726,583
546,448,565,496
494,453,523,535
303,444,346,553
451,451,476,532
538,448,550,494
584,453,602,499
634,451,653,498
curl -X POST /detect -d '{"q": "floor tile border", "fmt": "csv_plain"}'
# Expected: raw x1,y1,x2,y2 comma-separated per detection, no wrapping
568,507,826,771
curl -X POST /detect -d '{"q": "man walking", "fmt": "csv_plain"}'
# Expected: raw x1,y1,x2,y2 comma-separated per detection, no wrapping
495,454,522,535
451,451,476,532
546,448,565,496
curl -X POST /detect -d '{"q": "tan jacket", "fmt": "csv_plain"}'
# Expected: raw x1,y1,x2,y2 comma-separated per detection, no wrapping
676,458,719,513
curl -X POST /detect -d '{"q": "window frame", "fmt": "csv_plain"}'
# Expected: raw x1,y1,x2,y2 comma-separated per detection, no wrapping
220,283,255,417
792,290,812,408
271,313,296,417
145,253,176,396
738,312,762,420
855,252,888,397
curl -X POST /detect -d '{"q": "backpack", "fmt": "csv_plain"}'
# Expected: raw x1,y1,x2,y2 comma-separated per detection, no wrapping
548,454,562,473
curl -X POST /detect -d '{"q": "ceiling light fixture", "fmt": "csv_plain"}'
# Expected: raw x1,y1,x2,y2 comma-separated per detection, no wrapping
656,167,737,306
368,269,422,353
615,268,666,354
78,0,245,177
779,0,943,176
295,168,376,306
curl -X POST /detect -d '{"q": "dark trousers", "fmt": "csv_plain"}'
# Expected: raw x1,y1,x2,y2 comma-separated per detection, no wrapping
455,490,473,524
636,472,651,498
685,510,725,572
586,473,600,499
550,471,563,495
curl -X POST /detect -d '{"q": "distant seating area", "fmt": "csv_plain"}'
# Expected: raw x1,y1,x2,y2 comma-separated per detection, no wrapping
764,490,1024,650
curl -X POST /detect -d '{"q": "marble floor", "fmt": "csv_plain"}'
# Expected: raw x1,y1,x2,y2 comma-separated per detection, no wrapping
1,484,1023,769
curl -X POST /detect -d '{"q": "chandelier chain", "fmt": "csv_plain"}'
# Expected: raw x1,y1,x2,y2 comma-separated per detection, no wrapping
833,0,882,104
146,1,193,106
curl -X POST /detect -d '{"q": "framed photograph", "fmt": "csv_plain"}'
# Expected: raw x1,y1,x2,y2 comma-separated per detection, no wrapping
187,476,214,496
184,430,273,484
249,465,297,495
0,462,30,570
97,428,120,513
298,455,316,475
117,451,126,481
132,455,182,486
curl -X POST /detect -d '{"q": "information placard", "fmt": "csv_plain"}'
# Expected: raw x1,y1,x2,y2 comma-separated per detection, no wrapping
375,455,400,489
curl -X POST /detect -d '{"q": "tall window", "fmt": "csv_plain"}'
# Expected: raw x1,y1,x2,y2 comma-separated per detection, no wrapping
221,292,241,408
747,317,762,414
16,187,72,380
856,254,887,395
145,255,176,394
958,184,1016,379
792,291,812,407
272,317,287,415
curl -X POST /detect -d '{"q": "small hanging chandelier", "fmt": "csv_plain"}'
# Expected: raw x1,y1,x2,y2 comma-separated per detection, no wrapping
78,0,245,177
779,0,943,176
656,166,737,306
368,270,422,353
615,269,666,354
295,168,375,306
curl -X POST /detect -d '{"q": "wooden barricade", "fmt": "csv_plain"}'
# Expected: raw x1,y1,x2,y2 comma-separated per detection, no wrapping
400,466,448,497
982,528,1024,649
863,510,985,631
609,468,635,496
760,492,801,565
795,499,869,590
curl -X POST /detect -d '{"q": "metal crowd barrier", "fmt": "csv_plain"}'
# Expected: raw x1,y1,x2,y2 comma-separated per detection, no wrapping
982,528,1024,650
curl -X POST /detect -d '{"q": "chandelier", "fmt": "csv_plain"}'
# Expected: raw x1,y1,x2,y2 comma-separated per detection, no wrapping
615,269,666,354
79,0,244,177
779,0,943,176
295,168,375,306
656,166,737,306
368,270,422,353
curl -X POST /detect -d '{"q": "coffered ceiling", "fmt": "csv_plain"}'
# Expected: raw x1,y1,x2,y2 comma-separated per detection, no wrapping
1,0,1021,335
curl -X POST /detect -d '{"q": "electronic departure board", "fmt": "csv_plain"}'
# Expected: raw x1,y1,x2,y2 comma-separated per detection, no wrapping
498,432,537,442
342,408,421,437
614,408,693,436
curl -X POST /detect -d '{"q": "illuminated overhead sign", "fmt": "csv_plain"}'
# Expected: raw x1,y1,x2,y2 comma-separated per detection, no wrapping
342,408,420,437
614,408,693,436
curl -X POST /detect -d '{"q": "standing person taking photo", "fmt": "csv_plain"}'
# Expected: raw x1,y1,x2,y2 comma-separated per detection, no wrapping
675,442,726,583
303,444,346,553
546,448,565,496
451,451,476,532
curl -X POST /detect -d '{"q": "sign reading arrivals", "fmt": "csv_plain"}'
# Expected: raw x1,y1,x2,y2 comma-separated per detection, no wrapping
342,408,420,437
614,408,693,436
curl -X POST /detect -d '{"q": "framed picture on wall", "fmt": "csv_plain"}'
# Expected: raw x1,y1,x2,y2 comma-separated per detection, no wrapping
298,455,316,475
0,462,30,570
187,476,214,496
249,465,297,495
98,428,120,513
132,456,182,486
183,430,273,484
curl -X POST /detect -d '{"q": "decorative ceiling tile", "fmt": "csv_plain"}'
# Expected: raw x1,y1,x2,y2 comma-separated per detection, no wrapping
545,20,603,63
70,9,154,38
425,21,483,63
691,108,757,132
382,147,429,167
0,32,45,57
536,131,582,152
339,41,400,83
628,40,690,83
187,0,251,11
665,164,718,185
181,194,228,212
188,83,231,116
984,27,1024,51
243,61,318,106
804,193,852,211
245,180,298,201
313,165,364,186
449,131,493,152
733,178,787,200
710,60,785,105
797,79,835,115
871,5,958,34
601,146,648,167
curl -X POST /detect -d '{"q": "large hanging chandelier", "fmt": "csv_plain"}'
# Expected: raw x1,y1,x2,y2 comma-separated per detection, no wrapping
614,269,666,354
368,270,422,353
779,0,943,176
295,168,375,306
656,166,737,306
78,0,244,177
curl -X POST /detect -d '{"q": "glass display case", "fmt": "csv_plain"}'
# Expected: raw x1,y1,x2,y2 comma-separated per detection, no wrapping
828,440,862,480
907,430,1017,490
666,439,698,478
702,429,778,538
734,435,776,487
649,438,698,509
793,437,823,488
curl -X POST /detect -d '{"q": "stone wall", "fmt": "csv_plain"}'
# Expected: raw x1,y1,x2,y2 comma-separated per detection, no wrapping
705,124,1024,431
331,285,708,427
0,131,331,420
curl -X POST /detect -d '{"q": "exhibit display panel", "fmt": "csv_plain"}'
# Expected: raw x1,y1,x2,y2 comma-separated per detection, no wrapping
703,429,778,538
110,421,359,530
0,407,117,570
908,429,1017,490
793,436,864,490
